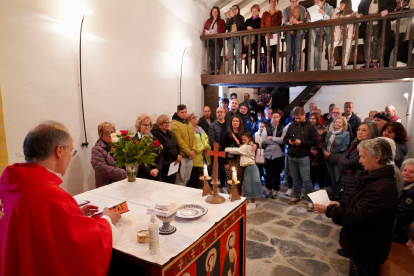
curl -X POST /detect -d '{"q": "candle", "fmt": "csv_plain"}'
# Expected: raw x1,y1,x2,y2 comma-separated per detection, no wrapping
232,167,237,183
203,165,209,178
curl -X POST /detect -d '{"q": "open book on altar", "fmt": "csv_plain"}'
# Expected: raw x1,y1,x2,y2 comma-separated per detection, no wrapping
91,201,129,219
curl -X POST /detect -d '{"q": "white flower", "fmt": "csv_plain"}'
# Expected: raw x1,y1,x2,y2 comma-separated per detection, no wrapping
111,137,119,143
110,133,118,138
116,131,122,136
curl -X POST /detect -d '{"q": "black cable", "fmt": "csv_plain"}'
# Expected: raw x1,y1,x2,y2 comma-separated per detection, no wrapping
179,47,187,105
80,14,89,148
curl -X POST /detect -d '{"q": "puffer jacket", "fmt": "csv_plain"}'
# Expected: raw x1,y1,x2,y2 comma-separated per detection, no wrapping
326,165,398,265
208,120,227,146
91,139,127,188
395,142,408,169
151,125,179,166
338,140,364,199
193,126,211,167
170,113,197,157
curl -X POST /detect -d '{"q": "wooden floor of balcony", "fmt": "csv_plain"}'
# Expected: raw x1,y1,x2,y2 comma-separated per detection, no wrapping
201,66,414,87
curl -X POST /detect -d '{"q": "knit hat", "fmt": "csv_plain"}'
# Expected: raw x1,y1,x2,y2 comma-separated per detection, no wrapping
373,112,391,122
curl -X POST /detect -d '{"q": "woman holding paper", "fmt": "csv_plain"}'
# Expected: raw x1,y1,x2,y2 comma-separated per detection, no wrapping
283,0,306,72
315,138,398,276
203,6,226,75
151,115,181,184
187,113,211,189
260,0,283,72
328,0,356,69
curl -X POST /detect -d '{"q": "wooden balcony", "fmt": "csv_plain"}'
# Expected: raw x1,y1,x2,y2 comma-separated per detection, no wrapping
200,10,414,87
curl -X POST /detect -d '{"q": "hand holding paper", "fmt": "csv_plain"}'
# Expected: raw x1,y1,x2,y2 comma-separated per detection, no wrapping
307,5,324,22
308,190,331,206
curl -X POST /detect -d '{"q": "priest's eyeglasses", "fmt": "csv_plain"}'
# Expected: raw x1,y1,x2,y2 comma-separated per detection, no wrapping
63,146,77,157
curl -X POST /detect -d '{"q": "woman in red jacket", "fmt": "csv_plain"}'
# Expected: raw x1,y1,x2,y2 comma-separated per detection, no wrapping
203,6,225,75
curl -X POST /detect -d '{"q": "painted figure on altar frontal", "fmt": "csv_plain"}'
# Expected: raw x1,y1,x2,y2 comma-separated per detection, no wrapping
206,248,218,276
223,231,237,276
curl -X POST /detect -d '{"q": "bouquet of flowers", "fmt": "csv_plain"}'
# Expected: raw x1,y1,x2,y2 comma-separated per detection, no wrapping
110,130,162,182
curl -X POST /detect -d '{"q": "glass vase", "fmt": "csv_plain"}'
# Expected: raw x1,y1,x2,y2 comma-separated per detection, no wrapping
125,164,138,182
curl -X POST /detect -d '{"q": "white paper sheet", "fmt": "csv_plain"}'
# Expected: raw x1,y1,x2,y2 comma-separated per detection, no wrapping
205,29,214,35
167,161,179,176
265,33,279,46
307,5,323,22
308,190,331,206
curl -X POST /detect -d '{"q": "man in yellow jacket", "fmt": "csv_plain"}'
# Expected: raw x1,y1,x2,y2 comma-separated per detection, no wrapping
170,104,197,186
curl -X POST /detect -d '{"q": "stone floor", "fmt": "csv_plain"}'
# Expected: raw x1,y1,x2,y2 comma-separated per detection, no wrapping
245,184,349,276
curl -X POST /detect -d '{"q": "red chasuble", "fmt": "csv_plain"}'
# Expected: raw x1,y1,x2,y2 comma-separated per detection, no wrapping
0,163,112,276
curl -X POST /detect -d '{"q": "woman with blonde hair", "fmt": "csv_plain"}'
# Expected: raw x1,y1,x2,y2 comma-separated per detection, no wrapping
91,121,126,188
187,113,211,189
323,116,350,198
151,114,182,184
133,114,163,181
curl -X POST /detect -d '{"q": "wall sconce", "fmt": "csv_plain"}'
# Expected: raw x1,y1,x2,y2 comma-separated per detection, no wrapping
404,93,410,117
179,40,192,105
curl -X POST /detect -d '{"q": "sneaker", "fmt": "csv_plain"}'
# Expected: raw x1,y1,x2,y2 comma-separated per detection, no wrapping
237,70,241,74
228,71,232,75
288,198,302,205
272,190,278,199
360,63,368,69
307,203,314,212
397,61,407,67
370,62,378,68
265,189,272,198
285,189,293,196
221,187,228,194
247,202,257,210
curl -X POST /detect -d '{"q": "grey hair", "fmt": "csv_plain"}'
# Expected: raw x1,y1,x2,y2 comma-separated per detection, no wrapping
401,158,414,170
23,120,70,162
357,122,378,140
358,138,393,165
377,137,396,161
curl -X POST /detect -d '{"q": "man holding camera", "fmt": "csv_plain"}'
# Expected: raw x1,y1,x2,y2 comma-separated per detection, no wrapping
283,107,318,211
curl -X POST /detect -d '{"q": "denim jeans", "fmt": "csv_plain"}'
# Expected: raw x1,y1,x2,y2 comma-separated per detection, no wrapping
289,34,304,72
288,155,314,202
314,32,331,70
227,37,241,72
209,43,223,72
326,160,342,195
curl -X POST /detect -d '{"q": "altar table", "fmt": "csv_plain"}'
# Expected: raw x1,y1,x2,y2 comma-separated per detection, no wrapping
73,178,247,276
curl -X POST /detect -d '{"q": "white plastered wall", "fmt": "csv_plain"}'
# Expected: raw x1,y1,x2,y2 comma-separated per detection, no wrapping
0,0,208,195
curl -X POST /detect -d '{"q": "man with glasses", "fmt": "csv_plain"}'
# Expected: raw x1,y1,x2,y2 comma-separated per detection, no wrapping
0,120,121,276
209,107,229,193
171,104,197,186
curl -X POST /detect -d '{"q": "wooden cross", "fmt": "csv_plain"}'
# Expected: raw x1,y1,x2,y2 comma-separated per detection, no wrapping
208,143,225,180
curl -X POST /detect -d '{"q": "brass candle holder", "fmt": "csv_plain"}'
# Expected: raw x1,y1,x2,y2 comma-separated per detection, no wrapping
227,180,241,202
206,176,226,204
200,176,212,197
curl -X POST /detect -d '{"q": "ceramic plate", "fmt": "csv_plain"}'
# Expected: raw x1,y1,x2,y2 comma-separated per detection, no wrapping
176,204,208,219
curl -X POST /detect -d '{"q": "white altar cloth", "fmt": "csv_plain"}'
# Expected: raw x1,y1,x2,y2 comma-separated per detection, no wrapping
73,178,245,266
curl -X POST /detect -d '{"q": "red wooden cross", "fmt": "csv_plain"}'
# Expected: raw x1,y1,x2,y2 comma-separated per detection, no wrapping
208,143,225,179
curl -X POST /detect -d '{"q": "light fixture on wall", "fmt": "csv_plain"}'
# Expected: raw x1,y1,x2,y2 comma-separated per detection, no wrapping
179,40,192,105
79,5,93,148
404,92,410,117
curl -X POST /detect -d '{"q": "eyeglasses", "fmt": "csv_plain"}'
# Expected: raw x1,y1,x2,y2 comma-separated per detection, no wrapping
63,146,77,157
142,124,151,127
103,131,114,136
163,121,171,124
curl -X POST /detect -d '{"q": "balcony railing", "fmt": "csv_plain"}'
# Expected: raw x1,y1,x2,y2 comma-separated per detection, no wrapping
200,9,414,76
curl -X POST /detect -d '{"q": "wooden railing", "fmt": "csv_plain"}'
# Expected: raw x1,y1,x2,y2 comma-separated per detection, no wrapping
200,9,414,75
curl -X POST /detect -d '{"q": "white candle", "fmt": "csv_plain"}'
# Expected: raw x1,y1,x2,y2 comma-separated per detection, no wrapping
232,167,237,183
203,165,209,178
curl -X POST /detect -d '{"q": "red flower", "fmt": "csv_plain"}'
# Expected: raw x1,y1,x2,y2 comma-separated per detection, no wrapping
110,148,115,151
154,140,160,147
124,136,131,141
120,130,128,136
133,140,138,144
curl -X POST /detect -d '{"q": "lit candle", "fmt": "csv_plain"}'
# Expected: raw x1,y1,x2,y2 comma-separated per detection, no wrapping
203,165,209,178
232,167,237,183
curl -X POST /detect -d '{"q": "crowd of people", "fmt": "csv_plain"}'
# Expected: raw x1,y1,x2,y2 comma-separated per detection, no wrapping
203,0,413,73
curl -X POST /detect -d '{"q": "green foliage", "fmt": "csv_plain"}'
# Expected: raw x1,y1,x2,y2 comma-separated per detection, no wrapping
110,131,162,168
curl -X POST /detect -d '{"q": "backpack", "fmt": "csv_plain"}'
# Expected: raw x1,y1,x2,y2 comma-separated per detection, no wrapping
260,56,267,73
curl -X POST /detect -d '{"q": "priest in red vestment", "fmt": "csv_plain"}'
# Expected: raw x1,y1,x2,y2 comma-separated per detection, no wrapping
0,121,121,276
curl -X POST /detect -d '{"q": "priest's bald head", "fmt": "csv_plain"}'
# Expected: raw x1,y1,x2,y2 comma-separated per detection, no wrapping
23,120,75,176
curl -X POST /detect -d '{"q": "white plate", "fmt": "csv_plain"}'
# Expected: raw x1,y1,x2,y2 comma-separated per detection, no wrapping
176,204,208,219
